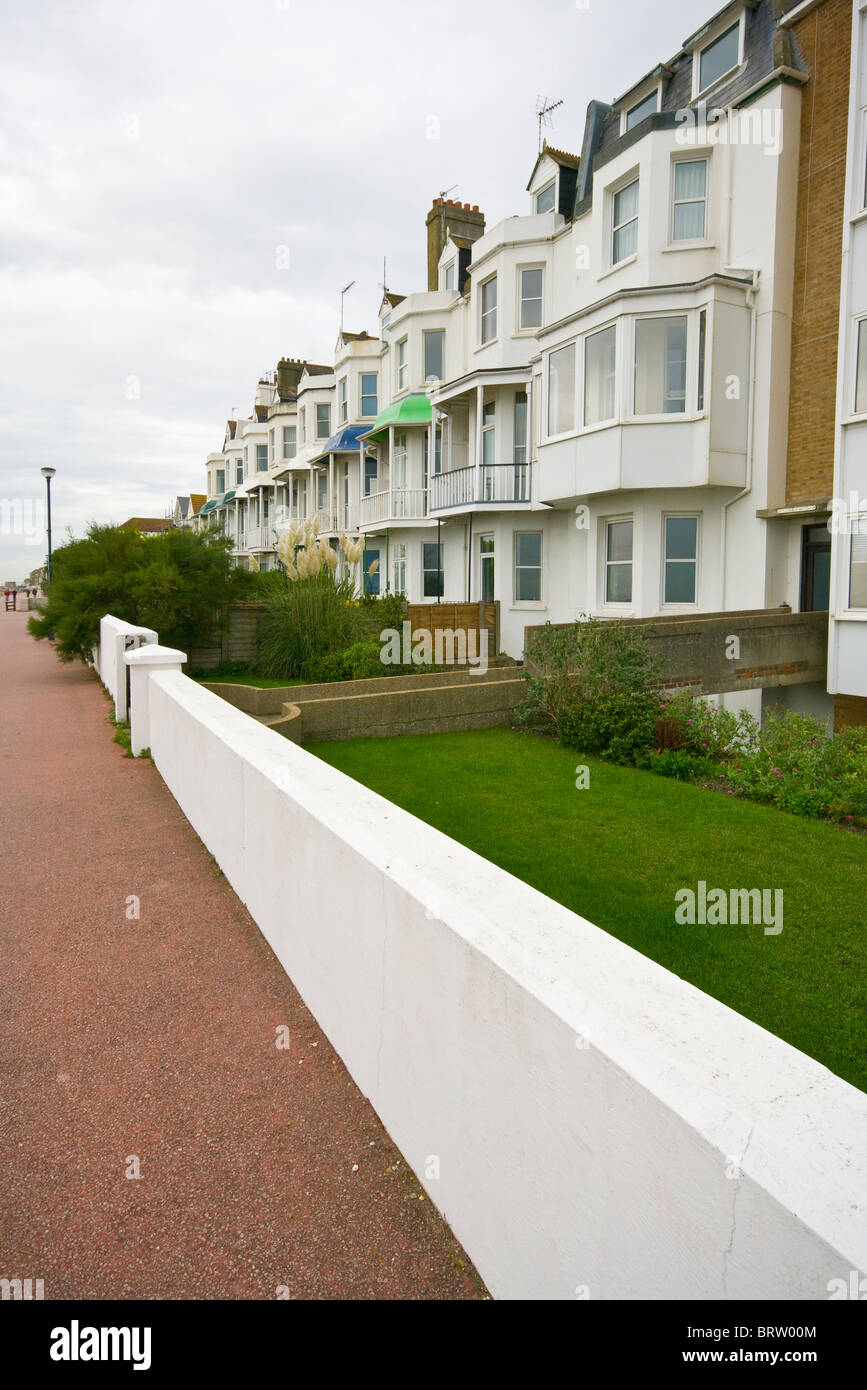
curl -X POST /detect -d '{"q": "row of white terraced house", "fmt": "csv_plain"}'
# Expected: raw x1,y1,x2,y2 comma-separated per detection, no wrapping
190,0,846,713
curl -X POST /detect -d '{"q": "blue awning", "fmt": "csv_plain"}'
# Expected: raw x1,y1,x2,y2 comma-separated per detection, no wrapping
311,424,376,462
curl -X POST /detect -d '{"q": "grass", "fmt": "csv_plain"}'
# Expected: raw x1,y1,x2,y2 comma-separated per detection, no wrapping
313,727,867,1093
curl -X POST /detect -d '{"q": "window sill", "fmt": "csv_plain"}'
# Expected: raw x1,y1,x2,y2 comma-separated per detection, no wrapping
833,610,867,621
842,412,867,426
597,254,638,282
661,241,715,252
692,60,746,105
851,208,867,226
509,601,547,611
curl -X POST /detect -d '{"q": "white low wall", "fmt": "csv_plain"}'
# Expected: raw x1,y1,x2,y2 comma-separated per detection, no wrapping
141,666,867,1300
98,615,157,720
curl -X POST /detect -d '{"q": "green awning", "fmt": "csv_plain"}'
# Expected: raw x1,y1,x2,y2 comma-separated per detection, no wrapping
362,393,432,443
217,489,236,506
199,499,218,515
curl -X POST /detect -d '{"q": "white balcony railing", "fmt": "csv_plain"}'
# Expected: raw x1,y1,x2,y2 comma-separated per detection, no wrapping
429,463,531,512
359,488,428,526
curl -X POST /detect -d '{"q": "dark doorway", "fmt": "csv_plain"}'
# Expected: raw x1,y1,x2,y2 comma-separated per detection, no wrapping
800,523,831,611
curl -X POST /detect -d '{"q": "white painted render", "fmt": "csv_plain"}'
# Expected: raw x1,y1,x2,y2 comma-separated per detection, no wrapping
124,648,867,1300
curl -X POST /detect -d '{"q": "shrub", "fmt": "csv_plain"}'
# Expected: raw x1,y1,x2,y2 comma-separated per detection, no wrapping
28,522,238,662
516,616,664,741
558,687,661,765
658,689,758,762
722,710,867,825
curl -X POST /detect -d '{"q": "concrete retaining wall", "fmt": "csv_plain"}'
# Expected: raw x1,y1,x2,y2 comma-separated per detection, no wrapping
135,661,867,1300
275,674,524,743
525,608,829,696
202,666,520,720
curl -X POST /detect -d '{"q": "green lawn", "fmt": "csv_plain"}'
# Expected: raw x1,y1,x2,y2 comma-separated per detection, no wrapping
313,728,867,1093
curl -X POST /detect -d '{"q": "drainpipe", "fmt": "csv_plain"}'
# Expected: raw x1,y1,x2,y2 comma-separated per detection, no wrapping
719,270,759,611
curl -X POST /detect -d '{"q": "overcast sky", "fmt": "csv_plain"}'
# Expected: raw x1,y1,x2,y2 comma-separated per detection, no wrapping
0,0,712,580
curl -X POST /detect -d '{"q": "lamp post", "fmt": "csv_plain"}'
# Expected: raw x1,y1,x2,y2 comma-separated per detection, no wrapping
40,467,56,586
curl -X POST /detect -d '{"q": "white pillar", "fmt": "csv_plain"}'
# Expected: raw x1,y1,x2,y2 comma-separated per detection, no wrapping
124,643,187,757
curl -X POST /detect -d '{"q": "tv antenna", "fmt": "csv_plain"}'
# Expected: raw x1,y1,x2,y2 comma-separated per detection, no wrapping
339,280,355,335
536,96,564,153
438,183,458,200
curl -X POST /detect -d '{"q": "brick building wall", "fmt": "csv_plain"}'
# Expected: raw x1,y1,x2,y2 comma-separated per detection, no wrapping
784,0,851,503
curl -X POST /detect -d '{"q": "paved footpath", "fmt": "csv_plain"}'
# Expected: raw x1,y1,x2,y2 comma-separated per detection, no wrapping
0,613,483,1299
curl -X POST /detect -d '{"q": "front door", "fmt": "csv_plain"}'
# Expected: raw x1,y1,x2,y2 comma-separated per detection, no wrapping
801,523,831,611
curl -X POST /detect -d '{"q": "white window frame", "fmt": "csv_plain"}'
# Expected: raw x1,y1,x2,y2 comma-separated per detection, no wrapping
269,428,275,463
534,180,556,215
610,174,639,268
630,311,691,421
316,402,331,440
670,154,710,244
661,513,701,608
848,526,867,610
601,515,635,608
392,542,407,596
546,339,577,440
517,264,544,333
442,261,456,291
300,407,306,444
396,337,408,392
423,328,445,384
620,83,661,135
692,12,745,100
854,316,867,417
513,530,543,604
381,313,391,347
339,377,348,424
283,425,297,459
360,372,378,418
582,321,618,430
480,274,498,345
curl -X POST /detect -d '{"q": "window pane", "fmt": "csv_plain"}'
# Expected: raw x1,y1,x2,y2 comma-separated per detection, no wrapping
665,516,697,560
625,92,657,130
521,268,543,299
674,160,707,200
606,564,632,603
481,277,497,342
584,325,616,425
607,520,633,564
423,542,443,597
850,534,867,606
535,182,556,214
674,201,706,240
444,263,455,289
613,220,637,263
665,562,696,604
516,531,541,568
548,343,576,434
424,330,444,382
634,316,687,414
857,321,867,414
697,310,706,411
613,180,638,226
360,373,377,416
700,21,739,91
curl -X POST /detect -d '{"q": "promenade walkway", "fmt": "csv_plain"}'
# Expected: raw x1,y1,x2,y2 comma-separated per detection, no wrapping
0,612,482,1299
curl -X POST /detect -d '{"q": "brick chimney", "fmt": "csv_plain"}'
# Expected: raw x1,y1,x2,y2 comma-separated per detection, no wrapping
276,358,306,400
425,199,485,291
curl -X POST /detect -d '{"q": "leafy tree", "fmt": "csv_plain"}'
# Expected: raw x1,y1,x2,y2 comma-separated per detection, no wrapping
28,522,237,662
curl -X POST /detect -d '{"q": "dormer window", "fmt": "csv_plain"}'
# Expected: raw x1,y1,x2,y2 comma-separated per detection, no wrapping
696,18,741,96
535,180,556,215
625,90,658,131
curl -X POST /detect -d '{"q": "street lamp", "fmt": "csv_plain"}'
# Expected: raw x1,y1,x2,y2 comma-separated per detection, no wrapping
40,467,56,586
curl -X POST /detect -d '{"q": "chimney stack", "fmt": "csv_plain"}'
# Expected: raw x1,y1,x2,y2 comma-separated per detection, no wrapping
426,198,485,291
276,358,306,400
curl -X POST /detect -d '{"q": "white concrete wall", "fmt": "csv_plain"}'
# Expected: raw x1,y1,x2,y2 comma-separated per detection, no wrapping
98,615,157,721
141,663,867,1300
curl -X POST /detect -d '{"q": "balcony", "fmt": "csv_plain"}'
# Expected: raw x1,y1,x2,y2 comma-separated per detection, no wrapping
429,463,531,513
245,524,276,551
359,488,428,527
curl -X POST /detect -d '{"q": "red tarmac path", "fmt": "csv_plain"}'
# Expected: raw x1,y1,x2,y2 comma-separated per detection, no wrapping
0,612,484,1299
